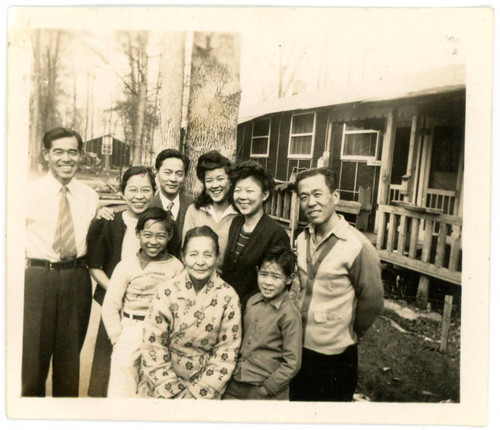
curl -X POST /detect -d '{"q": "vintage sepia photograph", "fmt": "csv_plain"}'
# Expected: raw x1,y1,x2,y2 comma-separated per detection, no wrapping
5,4,493,426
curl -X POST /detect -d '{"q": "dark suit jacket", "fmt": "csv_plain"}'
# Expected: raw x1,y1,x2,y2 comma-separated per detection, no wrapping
221,213,291,308
151,192,193,258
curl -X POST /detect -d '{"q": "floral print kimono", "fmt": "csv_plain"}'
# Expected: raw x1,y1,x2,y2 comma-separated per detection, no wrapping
139,269,242,399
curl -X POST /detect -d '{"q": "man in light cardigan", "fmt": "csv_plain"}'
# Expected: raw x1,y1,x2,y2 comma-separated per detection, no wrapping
290,167,384,402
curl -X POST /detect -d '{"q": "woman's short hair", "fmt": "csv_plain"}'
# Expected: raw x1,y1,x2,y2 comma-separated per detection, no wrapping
182,225,220,257
136,207,176,234
194,151,234,209
120,166,156,194
231,160,276,193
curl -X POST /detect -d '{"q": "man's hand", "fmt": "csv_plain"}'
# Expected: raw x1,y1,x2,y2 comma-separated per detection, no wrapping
97,206,115,221
257,386,270,397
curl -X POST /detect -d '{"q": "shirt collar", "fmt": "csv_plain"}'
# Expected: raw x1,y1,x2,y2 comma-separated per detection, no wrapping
46,171,77,196
159,191,180,211
201,203,239,221
252,290,288,310
306,214,350,243
182,268,221,295
136,248,173,270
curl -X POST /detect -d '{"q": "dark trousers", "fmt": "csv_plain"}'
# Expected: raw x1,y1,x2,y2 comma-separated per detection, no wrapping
223,379,290,400
289,345,358,402
22,266,92,397
87,318,112,397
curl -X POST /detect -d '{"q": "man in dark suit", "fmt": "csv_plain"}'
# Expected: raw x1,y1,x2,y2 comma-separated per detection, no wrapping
150,149,193,258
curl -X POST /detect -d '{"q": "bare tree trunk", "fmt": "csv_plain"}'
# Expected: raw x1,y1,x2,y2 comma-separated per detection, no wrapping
183,32,241,197
135,31,148,165
29,30,42,174
157,32,186,155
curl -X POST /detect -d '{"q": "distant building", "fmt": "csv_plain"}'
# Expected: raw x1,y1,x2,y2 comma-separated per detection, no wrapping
84,135,131,169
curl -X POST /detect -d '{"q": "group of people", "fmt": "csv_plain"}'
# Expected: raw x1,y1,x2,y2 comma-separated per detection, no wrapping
22,126,384,402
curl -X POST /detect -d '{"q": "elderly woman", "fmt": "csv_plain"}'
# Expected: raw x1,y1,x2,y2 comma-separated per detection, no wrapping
86,166,156,397
139,226,242,399
182,150,238,270
221,160,291,308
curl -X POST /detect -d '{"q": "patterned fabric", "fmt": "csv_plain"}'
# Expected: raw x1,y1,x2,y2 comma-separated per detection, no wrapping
139,269,242,399
232,228,251,264
52,186,77,260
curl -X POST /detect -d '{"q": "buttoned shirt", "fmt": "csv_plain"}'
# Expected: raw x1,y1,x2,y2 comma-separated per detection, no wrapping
296,215,384,355
26,172,99,261
102,250,183,345
139,269,242,399
159,192,180,220
233,290,302,395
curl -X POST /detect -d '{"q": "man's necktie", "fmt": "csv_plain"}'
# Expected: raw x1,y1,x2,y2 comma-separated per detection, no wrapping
53,186,77,261
166,201,174,218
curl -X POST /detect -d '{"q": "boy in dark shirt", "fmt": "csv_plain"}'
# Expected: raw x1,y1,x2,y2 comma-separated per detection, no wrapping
223,246,302,400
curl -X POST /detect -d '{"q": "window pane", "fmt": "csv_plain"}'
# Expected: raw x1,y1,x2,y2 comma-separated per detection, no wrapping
292,114,314,134
343,133,377,157
252,137,268,155
290,136,312,155
253,119,270,137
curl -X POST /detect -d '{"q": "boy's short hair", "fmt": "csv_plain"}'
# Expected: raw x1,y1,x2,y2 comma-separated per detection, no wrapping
182,225,220,257
257,246,297,279
136,207,176,235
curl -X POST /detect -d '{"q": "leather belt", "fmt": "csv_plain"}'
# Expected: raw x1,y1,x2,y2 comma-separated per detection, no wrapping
123,311,145,321
27,256,87,270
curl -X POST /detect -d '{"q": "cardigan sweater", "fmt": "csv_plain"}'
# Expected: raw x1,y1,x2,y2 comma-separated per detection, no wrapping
221,213,291,308
86,210,127,305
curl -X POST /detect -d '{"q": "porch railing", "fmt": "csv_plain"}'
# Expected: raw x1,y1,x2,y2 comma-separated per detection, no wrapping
425,188,456,215
389,184,405,202
376,204,462,285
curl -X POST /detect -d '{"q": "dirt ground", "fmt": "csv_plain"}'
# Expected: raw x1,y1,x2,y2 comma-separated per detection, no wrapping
356,302,460,402
46,255,461,402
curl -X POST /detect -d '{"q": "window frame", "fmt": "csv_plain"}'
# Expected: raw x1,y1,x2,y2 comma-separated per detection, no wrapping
340,123,380,162
287,111,316,159
250,117,271,158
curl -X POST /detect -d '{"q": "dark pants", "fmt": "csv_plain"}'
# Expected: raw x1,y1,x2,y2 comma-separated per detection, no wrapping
289,345,358,402
223,379,289,400
87,318,112,397
22,266,92,397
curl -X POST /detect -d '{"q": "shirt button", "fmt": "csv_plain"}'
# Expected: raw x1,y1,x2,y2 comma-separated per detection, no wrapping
309,275,314,280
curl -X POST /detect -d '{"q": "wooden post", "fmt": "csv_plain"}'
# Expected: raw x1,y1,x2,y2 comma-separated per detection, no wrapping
376,108,397,213
439,295,454,353
289,189,300,248
404,115,420,203
416,275,430,310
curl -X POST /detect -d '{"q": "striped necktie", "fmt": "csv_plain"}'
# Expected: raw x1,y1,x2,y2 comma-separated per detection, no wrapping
166,201,174,218
53,185,77,261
